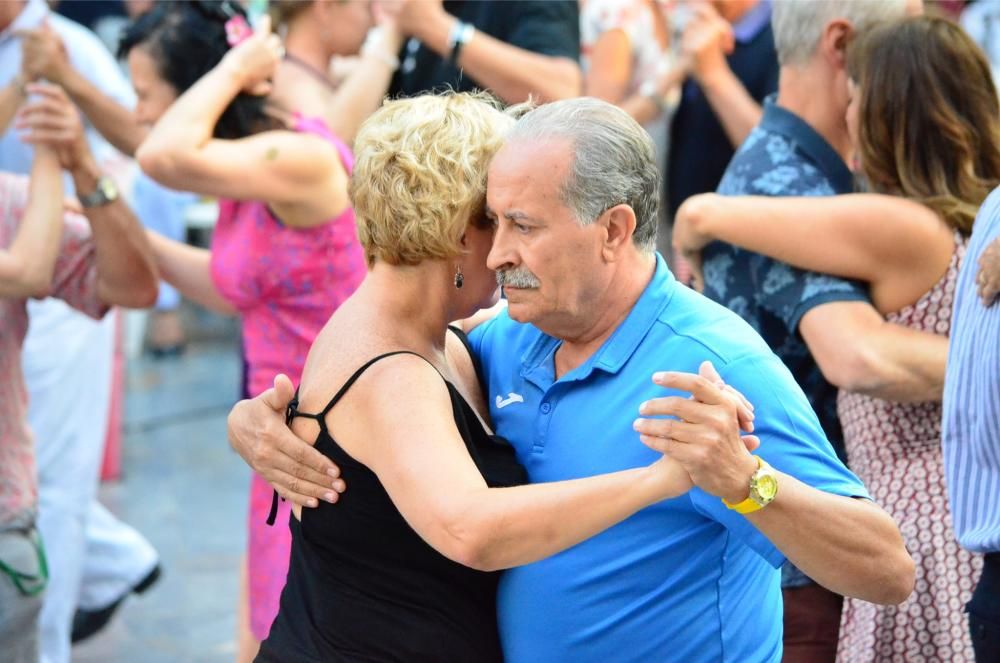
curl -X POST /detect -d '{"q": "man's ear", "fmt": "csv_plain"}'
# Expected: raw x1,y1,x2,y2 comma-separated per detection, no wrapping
820,19,853,70
599,204,637,260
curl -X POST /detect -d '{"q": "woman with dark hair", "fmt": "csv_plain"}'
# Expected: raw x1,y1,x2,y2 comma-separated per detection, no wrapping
120,2,369,658
672,16,1000,661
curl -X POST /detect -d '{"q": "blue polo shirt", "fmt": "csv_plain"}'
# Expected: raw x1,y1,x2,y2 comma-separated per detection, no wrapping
468,255,869,662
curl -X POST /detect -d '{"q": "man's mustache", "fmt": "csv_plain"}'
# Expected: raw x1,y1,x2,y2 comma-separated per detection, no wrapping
496,268,541,289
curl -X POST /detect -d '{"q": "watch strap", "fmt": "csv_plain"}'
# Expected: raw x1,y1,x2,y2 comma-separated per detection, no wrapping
79,175,117,209
448,21,475,66
722,456,766,514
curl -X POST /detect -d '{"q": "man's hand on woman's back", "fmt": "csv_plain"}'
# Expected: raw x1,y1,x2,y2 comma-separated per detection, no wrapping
227,373,345,508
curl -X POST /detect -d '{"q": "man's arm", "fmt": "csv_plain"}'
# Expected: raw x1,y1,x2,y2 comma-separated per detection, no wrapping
19,82,157,308
227,373,345,507
800,301,948,402
71,159,158,308
683,4,763,147
0,148,64,298
633,368,914,605
388,0,582,103
19,21,146,156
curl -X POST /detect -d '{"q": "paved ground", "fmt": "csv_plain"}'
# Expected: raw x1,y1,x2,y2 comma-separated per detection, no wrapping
73,331,249,663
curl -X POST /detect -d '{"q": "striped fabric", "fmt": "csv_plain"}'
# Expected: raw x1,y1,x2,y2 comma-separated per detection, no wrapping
943,186,1000,553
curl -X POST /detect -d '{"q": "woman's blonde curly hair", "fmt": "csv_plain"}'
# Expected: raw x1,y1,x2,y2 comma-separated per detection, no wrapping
350,91,518,267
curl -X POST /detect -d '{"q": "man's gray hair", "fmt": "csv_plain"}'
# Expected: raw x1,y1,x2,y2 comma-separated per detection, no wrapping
772,0,909,66
506,97,659,253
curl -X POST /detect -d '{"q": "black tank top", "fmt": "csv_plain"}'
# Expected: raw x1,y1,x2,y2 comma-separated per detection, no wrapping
256,334,527,662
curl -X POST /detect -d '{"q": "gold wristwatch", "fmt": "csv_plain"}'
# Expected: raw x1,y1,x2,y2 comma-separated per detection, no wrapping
722,456,779,515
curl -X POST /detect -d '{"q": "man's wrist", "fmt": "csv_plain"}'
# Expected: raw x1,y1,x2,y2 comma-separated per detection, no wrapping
10,72,28,98
697,61,736,95
722,454,760,504
70,157,103,196
417,10,458,58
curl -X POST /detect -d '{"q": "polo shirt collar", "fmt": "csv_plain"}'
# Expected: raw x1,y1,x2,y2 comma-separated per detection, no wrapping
732,0,771,44
760,95,855,194
520,254,676,385
1,0,47,43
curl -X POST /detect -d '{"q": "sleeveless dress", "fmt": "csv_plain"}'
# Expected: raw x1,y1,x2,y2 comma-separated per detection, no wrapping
256,343,527,662
836,233,981,662
209,115,367,641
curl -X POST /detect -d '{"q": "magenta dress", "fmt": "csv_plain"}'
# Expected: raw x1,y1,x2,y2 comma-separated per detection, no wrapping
209,115,366,641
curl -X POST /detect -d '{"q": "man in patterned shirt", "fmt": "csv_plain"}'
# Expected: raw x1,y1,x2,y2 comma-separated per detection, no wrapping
692,0,940,660
0,83,157,662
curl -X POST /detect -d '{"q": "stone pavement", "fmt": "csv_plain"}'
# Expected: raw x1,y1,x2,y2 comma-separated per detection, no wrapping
72,335,248,663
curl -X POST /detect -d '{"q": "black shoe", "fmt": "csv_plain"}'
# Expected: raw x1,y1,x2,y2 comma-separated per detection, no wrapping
71,564,162,644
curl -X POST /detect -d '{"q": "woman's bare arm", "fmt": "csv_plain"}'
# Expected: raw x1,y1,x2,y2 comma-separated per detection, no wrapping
674,193,956,313
319,355,692,572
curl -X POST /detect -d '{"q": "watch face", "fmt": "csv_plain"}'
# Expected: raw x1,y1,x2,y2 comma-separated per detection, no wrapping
754,473,779,502
99,177,119,201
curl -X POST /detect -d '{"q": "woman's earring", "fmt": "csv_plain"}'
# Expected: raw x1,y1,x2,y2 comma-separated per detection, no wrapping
454,264,464,289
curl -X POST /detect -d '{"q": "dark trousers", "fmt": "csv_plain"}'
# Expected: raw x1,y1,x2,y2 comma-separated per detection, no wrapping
969,552,1000,663
782,583,843,663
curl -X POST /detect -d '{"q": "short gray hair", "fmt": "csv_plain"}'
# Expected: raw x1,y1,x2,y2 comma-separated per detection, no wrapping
772,0,909,66
505,97,659,252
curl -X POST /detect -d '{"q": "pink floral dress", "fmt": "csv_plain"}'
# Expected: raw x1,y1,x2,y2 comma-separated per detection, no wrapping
209,116,366,641
836,232,980,662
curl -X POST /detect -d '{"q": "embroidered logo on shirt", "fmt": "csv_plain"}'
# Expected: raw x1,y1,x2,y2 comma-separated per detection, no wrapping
495,393,525,409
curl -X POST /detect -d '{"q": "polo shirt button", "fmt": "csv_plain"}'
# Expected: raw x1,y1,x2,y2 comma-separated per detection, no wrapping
540,402,552,414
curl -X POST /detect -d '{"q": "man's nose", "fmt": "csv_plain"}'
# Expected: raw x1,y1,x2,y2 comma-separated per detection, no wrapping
487,223,515,271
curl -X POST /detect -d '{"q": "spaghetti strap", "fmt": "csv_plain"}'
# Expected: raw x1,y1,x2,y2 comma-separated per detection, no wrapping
267,350,440,527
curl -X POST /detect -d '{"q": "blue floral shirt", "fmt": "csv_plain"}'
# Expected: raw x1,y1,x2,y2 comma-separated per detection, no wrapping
702,98,870,461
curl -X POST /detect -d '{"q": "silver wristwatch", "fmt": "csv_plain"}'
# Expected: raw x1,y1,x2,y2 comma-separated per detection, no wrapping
79,175,119,208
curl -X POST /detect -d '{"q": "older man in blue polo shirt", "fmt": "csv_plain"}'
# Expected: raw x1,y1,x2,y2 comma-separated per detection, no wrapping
228,96,915,661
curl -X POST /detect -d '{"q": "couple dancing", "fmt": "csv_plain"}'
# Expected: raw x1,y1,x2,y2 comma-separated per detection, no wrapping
232,91,913,661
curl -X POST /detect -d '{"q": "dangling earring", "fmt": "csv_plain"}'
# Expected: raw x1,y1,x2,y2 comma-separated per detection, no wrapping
454,264,464,289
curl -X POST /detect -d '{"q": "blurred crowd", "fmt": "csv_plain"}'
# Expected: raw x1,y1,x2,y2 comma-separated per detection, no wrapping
0,1,999,662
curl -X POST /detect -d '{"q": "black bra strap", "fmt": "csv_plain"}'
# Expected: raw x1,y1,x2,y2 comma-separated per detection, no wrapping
266,350,435,526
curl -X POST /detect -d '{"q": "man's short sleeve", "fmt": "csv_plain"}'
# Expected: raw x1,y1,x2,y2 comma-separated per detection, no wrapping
690,353,870,567
49,212,106,320
505,1,580,61
754,258,870,335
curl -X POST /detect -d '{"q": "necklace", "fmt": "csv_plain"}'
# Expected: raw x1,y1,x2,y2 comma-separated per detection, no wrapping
283,53,337,92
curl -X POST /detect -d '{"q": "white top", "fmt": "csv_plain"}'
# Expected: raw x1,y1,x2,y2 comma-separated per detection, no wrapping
0,0,135,179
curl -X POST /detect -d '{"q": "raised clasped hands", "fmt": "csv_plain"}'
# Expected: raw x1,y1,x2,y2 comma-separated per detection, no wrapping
220,14,284,96
17,20,71,86
634,361,760,505
15,82,89,172
372,0,444,40
680,3,734,86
